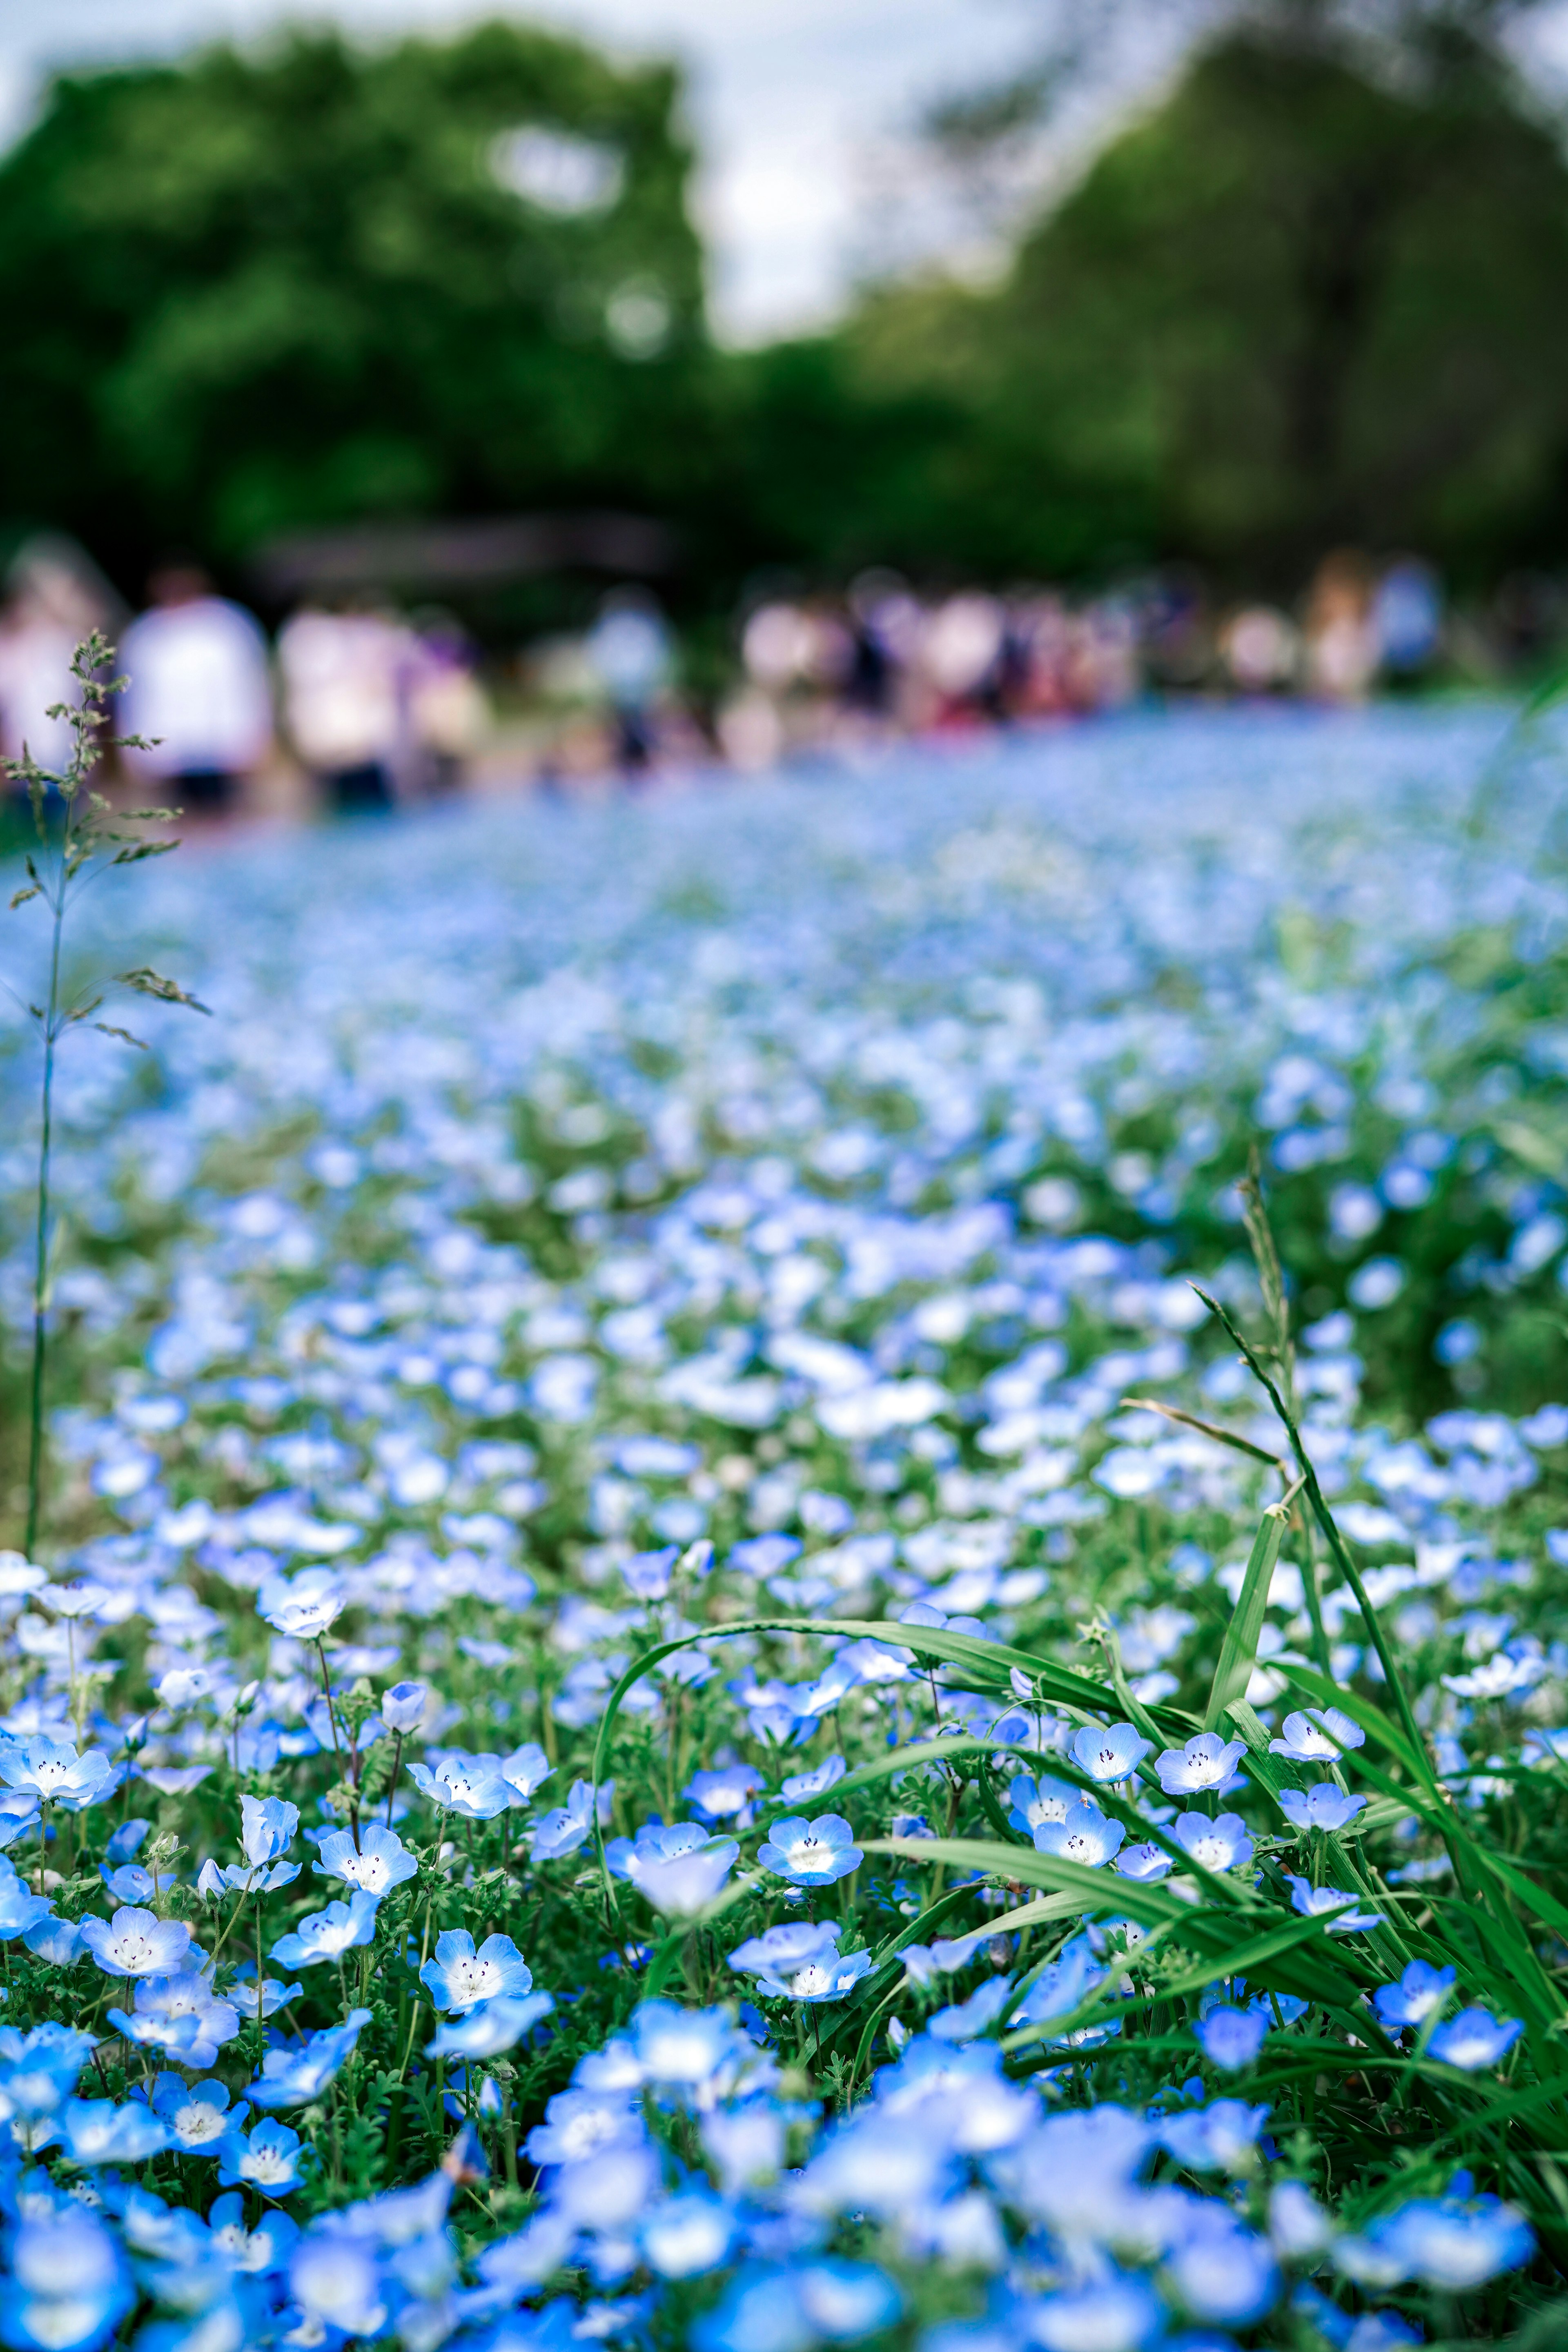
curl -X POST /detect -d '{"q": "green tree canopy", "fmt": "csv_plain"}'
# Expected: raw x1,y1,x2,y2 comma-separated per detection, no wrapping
0,22,709,595
846,22,1568,587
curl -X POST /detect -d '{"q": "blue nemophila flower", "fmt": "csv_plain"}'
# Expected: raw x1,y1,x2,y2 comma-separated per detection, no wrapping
625,1545,679,1600
408,1752,514,1820
24,1913,83,1965
0,1789,40,1851
686,1765,761,1821
314,1822,417,1895
757,1812,861,1885
101,1858,177,1906
1268,1707,1366,1762
641,2189,736,2278
929,1975,1015,2044
728,1921,871,2002
256,1566,345,1641
1030,2274,1163,2352
1194,2005,1269,2071
1373,1960,1457,2031
1008,1771,1079,1836
381,1681,428,1733
57,2095,170,2165
425,1989,554,2059
1172,1811,1255,1873
1284,1875,1383,1932
420,1929,535,2012
530,1777,603,1858
3,2209,131,2352
107,1971,240,2069
526,2087,644,2167
270,1889,381,1968
501,1740,553,1800
80,1905,192,1978
1155,1733,1247,1796
1427,2007,1524,2070
1163,2205,1281,2326
1071,1722,1153,1782
1008,1934,1107,2031
207,2192,299,2276
1336,2189,1535,2292
779,1753,847,1804
1033,1795,1125,1868
1162,2095,1271,2173
0,1737,116,1811
1277,1784,1368,1834
150,2074,248,2153
0,1874,54,1940
217,2115,307,2196
247,2009,372,2108
1116,1841,1173,1880
229,1975,303,2021
290,2230,387,2336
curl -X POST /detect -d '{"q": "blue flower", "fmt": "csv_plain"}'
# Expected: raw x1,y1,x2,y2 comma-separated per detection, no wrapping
928,1976,1015,2043
207,2192,299,2276
1337,2192,1535,2292
80,1905,192,1978
529,1777,601,1858
0,1737,116,1812
2,2210,131,2352
1277,1784,1368,1834
1163,2207,1281,2325
381,1682,428,1733
1284,1875,1383,1933
1008,1771,1082,1837
241,1792,299,1866
289,2231,386,2336
216,2115,307,2196
1373,1960,1456,2031
246,2009,372,2108
0,1878,55,1940
727,1921,871,2002
1268,1707,1365,1763
1194,2006,1269,2071
1162,2096,1272,2174
778,1754,847,1804
56,2096,169,2165
106,1971,241,2070
686,1766,761,1821
1172,1811,1255,1873
407,1755,513,1819
420,1929,535,2013
641,2189,736,2278
313,1822,417,1895
1115,1842,1173,1880
1031,2274,1163,2352
150,2074,247,2153
1071,1722,1153,1782
625,1545,679,1600
757,1813,861,1884
1154,1734,1247,1796
1033,1797,1125,1868
269,1889,381,1969
256,1567,345,1641
1427,2007,1524,2070
425,1991,554,2059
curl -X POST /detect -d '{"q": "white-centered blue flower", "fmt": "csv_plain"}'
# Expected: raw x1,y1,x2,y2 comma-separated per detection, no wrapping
80,1905,192,1978
1033,1797,1125,1869
1268,1707,1366,1762
420,1929,535,2013
1277,1784,1368,1834
313,1822,416,1895
1154,1734,1247,1797
269,1889,381,1968
1070,1722,1153,1782
756,1812,861,1885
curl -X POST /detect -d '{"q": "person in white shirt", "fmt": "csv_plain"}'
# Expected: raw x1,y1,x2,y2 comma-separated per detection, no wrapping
121,565,274,811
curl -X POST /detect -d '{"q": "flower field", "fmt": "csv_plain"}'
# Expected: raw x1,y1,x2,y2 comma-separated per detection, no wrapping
2,703,1568,2350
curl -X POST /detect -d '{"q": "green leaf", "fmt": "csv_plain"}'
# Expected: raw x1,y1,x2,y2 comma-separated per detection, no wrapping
1205,1501,1287,1731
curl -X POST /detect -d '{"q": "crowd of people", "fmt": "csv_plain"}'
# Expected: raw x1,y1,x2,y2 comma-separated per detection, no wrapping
0,528,1501,816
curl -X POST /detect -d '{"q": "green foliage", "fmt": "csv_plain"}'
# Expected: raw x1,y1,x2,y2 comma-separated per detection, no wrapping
0,23,709,586
845,25,1568,586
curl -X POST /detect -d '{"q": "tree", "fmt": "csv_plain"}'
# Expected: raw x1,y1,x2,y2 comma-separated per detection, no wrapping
0,22,710,598
846,16,1568,586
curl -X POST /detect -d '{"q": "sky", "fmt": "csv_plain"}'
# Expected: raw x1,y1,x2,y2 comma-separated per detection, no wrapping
0,0,1185,343
2,0,1566,344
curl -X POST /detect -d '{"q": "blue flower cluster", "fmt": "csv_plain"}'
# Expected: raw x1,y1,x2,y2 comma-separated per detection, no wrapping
0,708,1560,2348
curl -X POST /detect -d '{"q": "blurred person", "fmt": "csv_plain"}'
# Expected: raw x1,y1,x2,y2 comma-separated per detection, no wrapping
1304,550,1377,701
1372,557,1442,680
407,615,491,793
0,535,118,776
921,591,1005,724
121,563,272,811
586,588,671,775
1218,605,1299,695
277,603,409,813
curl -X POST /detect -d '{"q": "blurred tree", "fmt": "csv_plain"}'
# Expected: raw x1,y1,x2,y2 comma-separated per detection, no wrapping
849,9,1568,585
0,22,710,595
